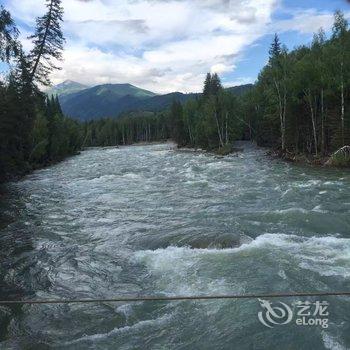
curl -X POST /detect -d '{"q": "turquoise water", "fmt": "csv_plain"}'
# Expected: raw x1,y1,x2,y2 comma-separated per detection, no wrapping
0,143,349,349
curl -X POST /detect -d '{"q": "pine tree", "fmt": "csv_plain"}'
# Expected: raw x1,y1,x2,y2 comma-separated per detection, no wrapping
203,72,222,98
28,0,65,85
10,55,38,158
0,5,19,62
269,33,281,63
211,73,222,96
55,95,63,114
171,100,186,146
203,72,212,97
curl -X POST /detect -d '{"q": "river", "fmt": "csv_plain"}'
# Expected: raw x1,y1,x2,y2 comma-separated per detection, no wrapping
0,142,349,349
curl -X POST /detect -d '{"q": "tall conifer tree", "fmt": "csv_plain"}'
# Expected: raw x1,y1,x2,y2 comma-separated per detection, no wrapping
29,0,65,85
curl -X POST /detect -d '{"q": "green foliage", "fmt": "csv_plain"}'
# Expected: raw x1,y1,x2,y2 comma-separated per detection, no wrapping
330,152,350,167
28,0,65,85
269,33,281,61
251,11,350,156
332,10,348,39
83,111,171,147
30,111,49,164
0,5,19,61
165,73,245,150
215,144,233,156
0,1,80,182
162,11,350,157
81,77,250,151
171,100,186,146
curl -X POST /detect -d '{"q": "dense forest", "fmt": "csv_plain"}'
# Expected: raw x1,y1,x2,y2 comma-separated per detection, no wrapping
0,1,81,182
83,111,171,147
170,10,350,158
252,12,350,158
1,2,350,183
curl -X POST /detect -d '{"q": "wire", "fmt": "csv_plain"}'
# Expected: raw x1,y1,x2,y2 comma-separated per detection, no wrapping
1,291,350,305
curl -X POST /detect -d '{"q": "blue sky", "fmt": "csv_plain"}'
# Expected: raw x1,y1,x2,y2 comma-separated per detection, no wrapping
226,0,350,86
1,0,350,93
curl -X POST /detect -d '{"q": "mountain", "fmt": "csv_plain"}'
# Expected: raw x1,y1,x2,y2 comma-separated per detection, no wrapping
55,82,253,120
226,84,253,96
59,83,157,120
132,92,199,111
47,80,88,97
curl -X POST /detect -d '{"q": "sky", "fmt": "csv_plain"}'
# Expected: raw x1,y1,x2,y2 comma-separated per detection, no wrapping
1,0,350,93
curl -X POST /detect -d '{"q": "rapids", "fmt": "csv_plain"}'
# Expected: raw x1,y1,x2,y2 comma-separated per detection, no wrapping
0,142,349,349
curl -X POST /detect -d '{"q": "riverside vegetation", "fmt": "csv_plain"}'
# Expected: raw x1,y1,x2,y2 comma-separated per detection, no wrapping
1,1,350,183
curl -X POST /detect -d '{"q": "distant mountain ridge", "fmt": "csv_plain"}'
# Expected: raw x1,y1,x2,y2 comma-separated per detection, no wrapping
47,80,88,97
49,80,252,120
59,83,158,120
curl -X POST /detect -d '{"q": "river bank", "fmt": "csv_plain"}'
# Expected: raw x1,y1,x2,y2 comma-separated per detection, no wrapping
175,139,348,166
0,151,82,185
268,147,350,168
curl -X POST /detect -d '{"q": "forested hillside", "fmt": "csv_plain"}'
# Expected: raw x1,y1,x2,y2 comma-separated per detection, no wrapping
54,82,251,120
58,83,156,120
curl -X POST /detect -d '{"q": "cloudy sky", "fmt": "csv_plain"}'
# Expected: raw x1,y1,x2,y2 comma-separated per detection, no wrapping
1,0,350,93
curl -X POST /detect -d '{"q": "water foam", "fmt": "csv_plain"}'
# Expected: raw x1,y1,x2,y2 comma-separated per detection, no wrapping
134,233,350,280
64,314,172,345
322,331,347,350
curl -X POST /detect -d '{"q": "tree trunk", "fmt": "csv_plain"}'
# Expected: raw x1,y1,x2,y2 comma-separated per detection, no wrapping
295,124,299,154
214,110,224,148
225,111,228,145
305,90,318,156
188,124,193,145
321,88,325,155
341,61,345,146
274,79,285,151
282,83,287,149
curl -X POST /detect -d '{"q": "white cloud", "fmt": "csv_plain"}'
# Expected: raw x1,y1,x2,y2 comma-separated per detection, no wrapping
210,63,234,74
273,9,350,35
6,0,348,93
5,0,278,92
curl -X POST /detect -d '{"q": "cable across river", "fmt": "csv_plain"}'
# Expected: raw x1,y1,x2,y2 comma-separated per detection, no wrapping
1,291,350,305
